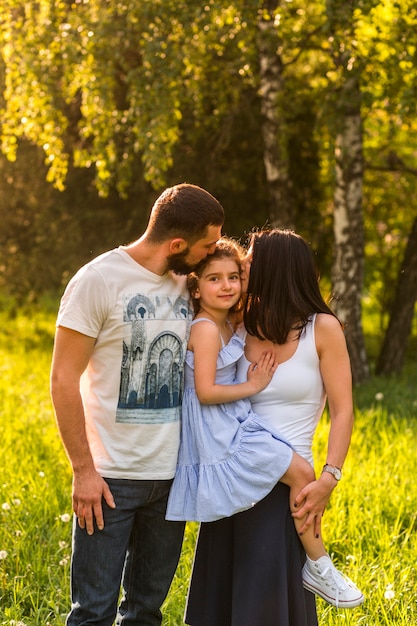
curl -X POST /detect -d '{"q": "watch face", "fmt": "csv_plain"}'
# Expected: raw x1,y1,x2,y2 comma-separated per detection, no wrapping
334,468,342,480
324,465,342,480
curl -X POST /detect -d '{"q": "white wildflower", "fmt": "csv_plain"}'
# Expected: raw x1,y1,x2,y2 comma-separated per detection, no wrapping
2,502,10,511
384,584,395,600
60,513,71,523
375,392,384,401
0,550,8,559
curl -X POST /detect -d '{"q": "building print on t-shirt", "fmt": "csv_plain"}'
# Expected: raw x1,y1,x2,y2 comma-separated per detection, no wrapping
116,292,192,424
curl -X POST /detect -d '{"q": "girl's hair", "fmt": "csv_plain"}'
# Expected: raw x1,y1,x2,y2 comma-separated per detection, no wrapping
187,237,245,315
244,228,337,344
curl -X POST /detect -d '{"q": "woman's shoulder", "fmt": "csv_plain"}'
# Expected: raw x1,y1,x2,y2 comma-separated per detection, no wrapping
314,313,346,354
314,312,341,332
313,313,341,328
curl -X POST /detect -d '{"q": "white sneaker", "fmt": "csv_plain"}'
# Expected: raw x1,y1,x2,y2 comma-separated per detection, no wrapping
302,555,364,608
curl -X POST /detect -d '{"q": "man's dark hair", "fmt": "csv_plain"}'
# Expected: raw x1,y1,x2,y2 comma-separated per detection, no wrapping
147,183,225,244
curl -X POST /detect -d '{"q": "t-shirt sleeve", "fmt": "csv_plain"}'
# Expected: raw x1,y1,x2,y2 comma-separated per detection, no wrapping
57,266,110,338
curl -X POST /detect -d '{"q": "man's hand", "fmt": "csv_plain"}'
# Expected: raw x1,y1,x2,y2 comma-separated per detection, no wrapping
72,469,116,535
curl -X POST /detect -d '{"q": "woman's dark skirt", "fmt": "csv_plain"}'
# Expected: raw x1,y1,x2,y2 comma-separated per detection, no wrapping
185,482,318,626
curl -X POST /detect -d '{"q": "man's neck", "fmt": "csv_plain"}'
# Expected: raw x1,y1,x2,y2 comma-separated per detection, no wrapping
122,237,169,276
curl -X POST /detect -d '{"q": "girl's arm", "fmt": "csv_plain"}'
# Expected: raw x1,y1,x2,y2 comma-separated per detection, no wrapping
189,320,276,405
293,313,354,534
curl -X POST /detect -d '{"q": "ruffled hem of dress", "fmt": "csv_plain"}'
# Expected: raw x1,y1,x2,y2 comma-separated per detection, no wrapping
166,417,294,522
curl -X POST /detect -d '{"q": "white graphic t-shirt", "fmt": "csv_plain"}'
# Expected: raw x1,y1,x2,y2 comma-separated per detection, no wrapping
57,247,192,479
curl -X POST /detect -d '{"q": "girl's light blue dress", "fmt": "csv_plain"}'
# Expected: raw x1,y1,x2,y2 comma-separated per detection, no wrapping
166,319,294,522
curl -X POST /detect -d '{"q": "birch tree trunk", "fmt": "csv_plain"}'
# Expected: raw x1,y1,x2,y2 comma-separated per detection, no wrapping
326,0,370,383
332,101,369,383
376,215,417,375
331,75,370,383
257,0,295,228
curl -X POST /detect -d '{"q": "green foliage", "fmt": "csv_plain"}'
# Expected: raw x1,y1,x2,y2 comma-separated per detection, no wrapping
0,140,154,302
0,0,338,202
0,0,71,189
0,308,416,624
0,0,416,366
313,408,417,624
0,308,71,624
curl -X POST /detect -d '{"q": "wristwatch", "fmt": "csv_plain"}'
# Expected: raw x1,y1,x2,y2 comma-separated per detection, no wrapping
322,464,342,481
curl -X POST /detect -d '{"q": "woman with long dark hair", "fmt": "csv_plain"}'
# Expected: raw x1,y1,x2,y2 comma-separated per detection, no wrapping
185,229,359,626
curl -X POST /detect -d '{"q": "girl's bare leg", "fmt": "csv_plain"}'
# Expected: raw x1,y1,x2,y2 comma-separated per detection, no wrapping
280,453,328,561
281,453,365,608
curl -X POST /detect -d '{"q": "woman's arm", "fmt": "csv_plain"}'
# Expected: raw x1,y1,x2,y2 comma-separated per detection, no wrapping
293,313,354,535
190,321,277,405
318,313,354,468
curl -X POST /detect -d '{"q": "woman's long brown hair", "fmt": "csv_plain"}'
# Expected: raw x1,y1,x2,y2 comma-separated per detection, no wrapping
243,229,337,344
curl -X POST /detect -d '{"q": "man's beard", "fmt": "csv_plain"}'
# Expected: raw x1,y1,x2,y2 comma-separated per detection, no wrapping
166,248,196,275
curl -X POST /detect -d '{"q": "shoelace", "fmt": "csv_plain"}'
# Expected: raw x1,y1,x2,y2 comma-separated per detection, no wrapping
318,565,350,608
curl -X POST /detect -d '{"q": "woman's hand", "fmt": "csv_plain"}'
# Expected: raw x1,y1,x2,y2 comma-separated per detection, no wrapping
292,472,337,537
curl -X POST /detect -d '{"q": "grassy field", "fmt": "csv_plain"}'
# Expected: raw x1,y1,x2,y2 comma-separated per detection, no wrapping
0,307,416,625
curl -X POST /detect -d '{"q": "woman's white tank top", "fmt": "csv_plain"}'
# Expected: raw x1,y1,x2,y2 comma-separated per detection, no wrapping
236,315,326,465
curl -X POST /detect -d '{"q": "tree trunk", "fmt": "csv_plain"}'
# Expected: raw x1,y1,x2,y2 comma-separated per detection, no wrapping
331,74,370,384
376,215,417,375
326,0,370,383
257,0,295,228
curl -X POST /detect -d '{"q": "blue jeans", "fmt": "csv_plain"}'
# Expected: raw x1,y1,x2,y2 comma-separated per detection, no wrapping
66,478,185,626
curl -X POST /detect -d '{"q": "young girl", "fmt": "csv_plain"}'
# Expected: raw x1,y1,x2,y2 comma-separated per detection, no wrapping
166,237,363,609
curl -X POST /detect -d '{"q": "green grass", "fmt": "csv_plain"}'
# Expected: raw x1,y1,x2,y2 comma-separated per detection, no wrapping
0,308,416,625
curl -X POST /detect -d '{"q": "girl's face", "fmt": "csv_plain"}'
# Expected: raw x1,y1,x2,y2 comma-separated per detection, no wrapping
240,248,252,294
194,257,241,312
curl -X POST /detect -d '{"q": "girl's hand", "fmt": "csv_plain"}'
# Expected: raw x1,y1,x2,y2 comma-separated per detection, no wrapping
247,352,278,393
